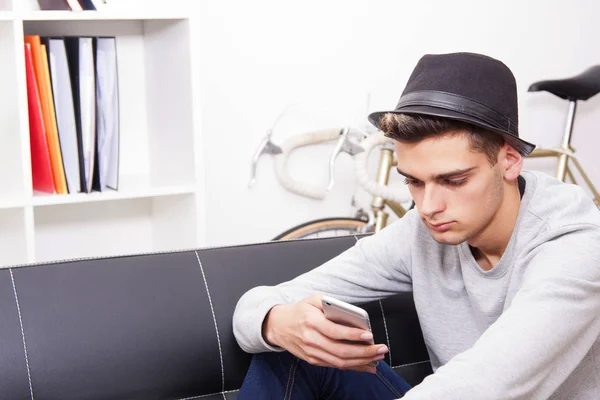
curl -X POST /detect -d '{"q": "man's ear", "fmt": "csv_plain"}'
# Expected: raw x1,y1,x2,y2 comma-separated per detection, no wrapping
500,143,523,181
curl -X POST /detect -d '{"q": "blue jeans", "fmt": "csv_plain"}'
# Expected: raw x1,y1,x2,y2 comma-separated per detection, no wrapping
238,351,412,399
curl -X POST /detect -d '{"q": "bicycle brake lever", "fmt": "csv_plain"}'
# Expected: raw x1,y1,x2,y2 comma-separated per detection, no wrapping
327,127,367,191
248,129,283,188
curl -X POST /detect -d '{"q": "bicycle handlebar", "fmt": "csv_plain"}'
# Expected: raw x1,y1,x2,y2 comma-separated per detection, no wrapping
273,128,342,200
251,125,414,204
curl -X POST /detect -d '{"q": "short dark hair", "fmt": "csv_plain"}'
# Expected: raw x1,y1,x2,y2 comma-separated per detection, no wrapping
379,113,505,165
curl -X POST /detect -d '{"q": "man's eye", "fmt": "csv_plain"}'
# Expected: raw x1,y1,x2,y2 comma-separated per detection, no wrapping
446,178,467,186
404,178,423,187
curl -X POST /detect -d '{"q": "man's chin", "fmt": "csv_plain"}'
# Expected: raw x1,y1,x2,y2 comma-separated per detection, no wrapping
429,230,468,245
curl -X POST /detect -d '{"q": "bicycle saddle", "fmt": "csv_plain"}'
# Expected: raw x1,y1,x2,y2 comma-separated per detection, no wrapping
528,65,600,101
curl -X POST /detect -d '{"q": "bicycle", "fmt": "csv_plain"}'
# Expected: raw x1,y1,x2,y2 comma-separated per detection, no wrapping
250,65,600,240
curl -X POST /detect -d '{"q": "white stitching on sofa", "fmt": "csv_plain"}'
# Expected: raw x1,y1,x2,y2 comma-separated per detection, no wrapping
10,269,34,400
392,360,430,369
178,389,240,400
378,300,392,365
194,252,225,394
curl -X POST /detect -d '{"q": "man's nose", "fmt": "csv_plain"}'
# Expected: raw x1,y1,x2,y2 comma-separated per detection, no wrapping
420,185,445,218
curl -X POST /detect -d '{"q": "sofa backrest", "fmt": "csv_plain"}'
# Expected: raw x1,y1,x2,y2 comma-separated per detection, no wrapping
1,235,431,400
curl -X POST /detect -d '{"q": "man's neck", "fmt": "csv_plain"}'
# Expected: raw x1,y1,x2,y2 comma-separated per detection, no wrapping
469,180,523,271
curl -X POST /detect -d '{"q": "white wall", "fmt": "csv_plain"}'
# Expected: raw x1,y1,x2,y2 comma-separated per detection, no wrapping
193,0,600,247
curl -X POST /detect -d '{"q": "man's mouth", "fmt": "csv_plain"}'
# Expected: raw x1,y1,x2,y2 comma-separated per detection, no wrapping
427,221,455,232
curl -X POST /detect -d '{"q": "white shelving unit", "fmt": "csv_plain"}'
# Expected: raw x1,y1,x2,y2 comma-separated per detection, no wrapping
0,0,206,266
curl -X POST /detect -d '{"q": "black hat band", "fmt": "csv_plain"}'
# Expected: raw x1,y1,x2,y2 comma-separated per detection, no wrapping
395,90,517,136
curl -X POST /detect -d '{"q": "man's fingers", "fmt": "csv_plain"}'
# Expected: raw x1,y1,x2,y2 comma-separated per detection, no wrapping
302,330,388,364
309,319,389,359
294,294,388,373
317,317,380,345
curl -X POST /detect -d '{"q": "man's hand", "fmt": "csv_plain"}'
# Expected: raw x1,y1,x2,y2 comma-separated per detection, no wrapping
262,294,388,374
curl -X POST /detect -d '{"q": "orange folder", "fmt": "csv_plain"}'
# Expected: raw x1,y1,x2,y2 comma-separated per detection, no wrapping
24,43,55,194
24,35,68,194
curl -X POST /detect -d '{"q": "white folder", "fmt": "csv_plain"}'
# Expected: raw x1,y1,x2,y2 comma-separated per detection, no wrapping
95,37,120,191
47,38,81,194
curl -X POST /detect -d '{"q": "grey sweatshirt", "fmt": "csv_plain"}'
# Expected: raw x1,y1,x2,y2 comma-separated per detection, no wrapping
233,170,600,399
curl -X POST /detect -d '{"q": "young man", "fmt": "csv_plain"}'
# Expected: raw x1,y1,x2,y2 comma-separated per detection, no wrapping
233,53,600,399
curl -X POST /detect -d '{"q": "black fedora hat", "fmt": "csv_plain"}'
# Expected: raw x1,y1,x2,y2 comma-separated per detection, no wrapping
368,52,536,156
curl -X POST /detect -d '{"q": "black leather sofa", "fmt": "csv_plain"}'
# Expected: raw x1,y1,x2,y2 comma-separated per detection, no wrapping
1,235,432,399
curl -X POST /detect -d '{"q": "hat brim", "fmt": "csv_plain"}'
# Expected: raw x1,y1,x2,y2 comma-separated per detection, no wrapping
368,105,536,157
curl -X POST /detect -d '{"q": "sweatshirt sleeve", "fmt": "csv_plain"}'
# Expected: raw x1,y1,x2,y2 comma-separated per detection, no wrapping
232,215,416,354
402,226,600,400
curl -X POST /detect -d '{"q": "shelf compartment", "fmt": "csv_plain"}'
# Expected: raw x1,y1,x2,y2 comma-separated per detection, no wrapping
22,17,197,193
34,193,198,262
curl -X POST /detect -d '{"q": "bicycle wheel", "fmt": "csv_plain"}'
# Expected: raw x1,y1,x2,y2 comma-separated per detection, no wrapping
273,217,372,240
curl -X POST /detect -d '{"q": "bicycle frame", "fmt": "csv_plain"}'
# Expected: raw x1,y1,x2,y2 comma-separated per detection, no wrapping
367,145,408,232
528,148,600,206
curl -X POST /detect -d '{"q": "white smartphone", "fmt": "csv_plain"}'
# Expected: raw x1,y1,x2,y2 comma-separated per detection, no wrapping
321,295,378,368
321,295,373,344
